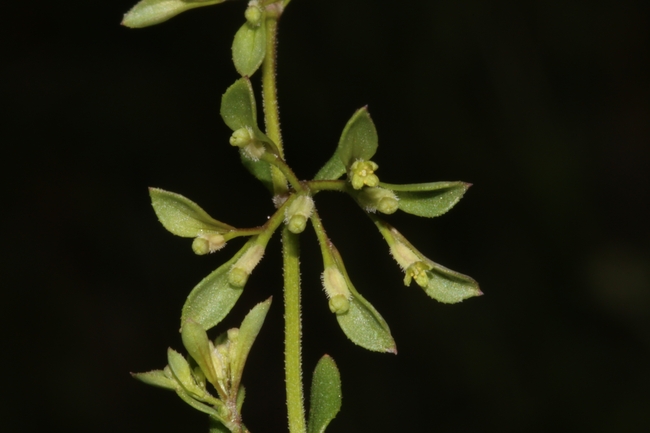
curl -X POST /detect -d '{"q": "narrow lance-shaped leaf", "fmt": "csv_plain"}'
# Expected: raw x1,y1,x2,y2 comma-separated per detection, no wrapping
181,237,262,331
380,181,471,218
167,348,205,398
232,15,267,77
181,320,218,386
314,107,378,181
149,187,235,237
122,0,226,29
131,369,177,391
230,298,272,392
331,247,396,353
308,355,342,433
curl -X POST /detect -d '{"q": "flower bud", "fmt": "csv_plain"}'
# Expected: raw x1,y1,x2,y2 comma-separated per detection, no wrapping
357,187,399,214
228,244,265,287
328,294,350,315
321,267,351,305
192,237,210,255
245,5,263,27
230,128,266,161
230,127,255,147
284,195,314,234
193,233,226,255
349,160,379,190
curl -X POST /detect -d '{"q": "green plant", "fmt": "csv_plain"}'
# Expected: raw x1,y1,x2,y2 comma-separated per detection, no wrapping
124,1,481,432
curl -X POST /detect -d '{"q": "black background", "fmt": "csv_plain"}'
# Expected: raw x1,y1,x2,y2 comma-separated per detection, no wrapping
3,1,650,432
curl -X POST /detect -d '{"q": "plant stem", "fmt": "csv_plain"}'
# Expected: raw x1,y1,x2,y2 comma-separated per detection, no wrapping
282,227,307,433
262,10,288,197
261,5,306,432
307,179,347,194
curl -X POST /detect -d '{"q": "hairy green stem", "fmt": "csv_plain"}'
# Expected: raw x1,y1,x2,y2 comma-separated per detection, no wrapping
260,152,304,193
260,4,306,432
282,227,307,433
307,179,347,194
310,209,336,268
262,11,288,197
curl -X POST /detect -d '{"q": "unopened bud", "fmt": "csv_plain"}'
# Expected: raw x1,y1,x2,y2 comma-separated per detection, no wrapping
322,266,351,302
328,294,350,315
357,187,399,214
192,237,210,255
284,195,314,234
245,6,263,26
230,127,255,147
193,233,226,255
229,244,265,287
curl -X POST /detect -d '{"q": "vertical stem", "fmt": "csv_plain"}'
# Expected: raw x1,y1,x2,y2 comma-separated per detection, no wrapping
261,5,305,431
262,10,288,196
282,227,307,433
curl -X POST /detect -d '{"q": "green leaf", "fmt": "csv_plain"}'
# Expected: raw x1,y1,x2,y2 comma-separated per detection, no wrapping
240,151,274,192
308,355,342,433
314,107,378,180
167,348,205,398
336,291,396,353
149,188,235,237
131,369,176,390
221,78,258,132
181,238,259,330
221,78,272,145
122,0,225,29
174,385,225,421
422,259,482,304
181,319,218,386
232,19,267,77
328,246,396,353
230,298,272,392
236,384,246,412
380,222,482,304
380,181,471,218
